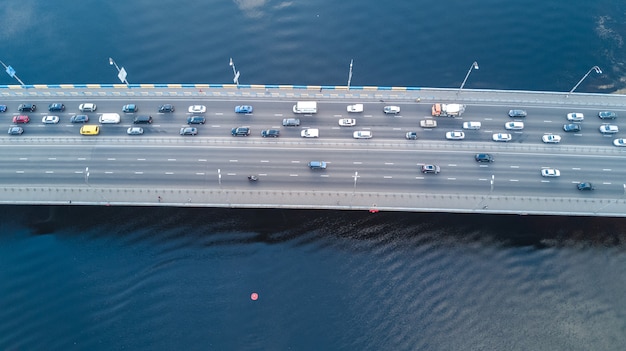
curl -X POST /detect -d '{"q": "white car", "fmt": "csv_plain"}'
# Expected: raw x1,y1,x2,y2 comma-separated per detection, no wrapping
492,133,512,142
127,127,144,135
353,131,372,139
347,104,363,113
542,134,561,143
567,112,584,121
420,119,437,128
462,121,481,130
78,103,97,112
188,105,207,113
613,138,626,147
300,128,319,138
505,121,524,130
338,118,356,127
383,106,400,114
541,168,561,177
599,124,619,134
445,131,465,140
42,115,60,124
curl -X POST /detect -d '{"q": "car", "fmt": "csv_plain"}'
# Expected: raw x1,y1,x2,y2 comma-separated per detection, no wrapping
492,133,511,142
542,134,561,143
541,168,561,177
79,103,97,112
563,123,581,132
48,103,65,112
421,164,441,174
383,106,400,114
70,115,89,123
353,131,372,139
127,127,144,135
180,127,198,136
577,182,595,191
188,105,206,113
8,126,23,135
347,104,363,113
598,111,617,119
231,127,251,136
599,124,619,134
405,132,418,140
122,104,138,113
0,105,7,112
80,125,100,135
282,118,300,126
308,161,327,169
187,116,206,124
338,118,356,127
462,121,481,130
300,128,319,138
508,109,526,118
261,129,280,138
566,112,584,121
133,115,153,124
613,138,626,147
12,115,30,124
17,103,36,112
445,131,465,140
420,119,437,128
475,154,494,163
42,115,60,124
158,104,175,113
235,105,253,113
504,121,524,130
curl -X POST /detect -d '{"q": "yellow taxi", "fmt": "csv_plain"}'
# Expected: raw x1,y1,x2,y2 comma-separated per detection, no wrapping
80,125,100,135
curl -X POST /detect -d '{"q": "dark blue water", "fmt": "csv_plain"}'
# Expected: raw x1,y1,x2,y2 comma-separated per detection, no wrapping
2,1,626,350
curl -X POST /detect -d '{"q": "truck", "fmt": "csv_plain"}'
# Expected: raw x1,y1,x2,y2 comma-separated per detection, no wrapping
293,101,317,114
431,103,465,117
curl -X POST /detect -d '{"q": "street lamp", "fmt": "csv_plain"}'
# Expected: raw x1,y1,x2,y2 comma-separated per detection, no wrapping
347,59,354,90
568,65,602,94
108,57,129,86
353,171,359,193
0,60,26,86
459,61,479,92
229,57,240,88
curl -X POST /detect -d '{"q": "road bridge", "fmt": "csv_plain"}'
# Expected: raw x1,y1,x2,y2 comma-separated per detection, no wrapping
2,83,626,217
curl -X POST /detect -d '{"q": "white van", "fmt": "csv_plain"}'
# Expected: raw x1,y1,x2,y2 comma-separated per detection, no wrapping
99,113,121,124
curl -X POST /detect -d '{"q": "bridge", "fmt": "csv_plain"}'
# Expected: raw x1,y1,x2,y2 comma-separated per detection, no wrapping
2,83,626,217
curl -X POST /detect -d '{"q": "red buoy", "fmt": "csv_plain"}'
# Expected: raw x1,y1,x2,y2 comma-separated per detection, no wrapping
250,292,259,301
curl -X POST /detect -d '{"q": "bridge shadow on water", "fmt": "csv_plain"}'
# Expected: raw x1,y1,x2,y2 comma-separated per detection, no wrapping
7,205,626,249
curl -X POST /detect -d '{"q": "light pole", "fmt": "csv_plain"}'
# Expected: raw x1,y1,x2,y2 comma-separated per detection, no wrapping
229,57,240,88
218,168,222,187
109,57,129,86
353,171,359,193
459,61,479,93
0,60,26,86
490,174,494,193
85,167,90,185
568,65,602,94
347,59,354,90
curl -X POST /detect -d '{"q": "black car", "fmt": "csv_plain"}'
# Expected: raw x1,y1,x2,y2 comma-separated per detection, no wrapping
405,132,418,140
133,115,153,124
563,123,581,132
158,104,175,113
577,182,594,191
261,129,280,138
231,127,250,136
70,115,89,123
475,153,494,163
187,116,206,124
48,103,65,112
18,103,36,112
508,109,527,118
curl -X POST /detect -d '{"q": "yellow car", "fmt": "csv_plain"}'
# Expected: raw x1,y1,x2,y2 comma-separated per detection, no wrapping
80,125,100,135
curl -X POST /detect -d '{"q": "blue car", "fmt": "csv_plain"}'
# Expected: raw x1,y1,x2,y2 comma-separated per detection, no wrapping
0,105,6,112
122,104,138,113
235,105,253,113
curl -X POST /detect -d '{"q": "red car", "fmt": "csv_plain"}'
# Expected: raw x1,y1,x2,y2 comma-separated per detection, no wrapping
13,115,30,123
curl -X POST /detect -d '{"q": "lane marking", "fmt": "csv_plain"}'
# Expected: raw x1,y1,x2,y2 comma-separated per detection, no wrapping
45,171,54,173
510,165,519,168
105,171,113,174
16,171,24,173
107,158,116,161
165,172,174,175
167,159,176,161
229,160,238,162
510,179,519,182
196,172,205,175
260,160,270,163
134,171,143,174
48,157,57,160
383,176,392,179
137,158,146,161
289,174,298,176
198,159,207,162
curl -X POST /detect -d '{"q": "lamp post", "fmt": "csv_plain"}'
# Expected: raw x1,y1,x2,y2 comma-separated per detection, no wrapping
490,174,494,193
347,59,354,90
229,57,240,88
108,57,129,86
459,61,479,93
353,171,359,193
0,60,26,86
568,65,602,94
